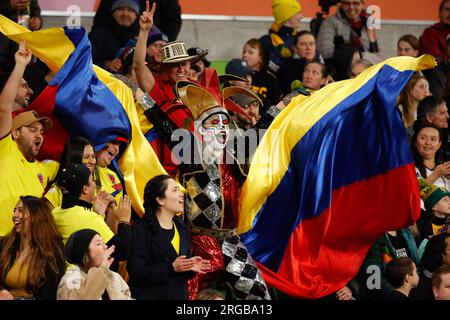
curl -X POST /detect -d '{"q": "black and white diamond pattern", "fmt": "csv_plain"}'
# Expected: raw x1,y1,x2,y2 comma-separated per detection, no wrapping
185,165,223,229
222,235,271,300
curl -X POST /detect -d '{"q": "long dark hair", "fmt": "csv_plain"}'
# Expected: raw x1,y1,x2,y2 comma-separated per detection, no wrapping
0,196,65,295
421,233,450,272
411,124,444,178
142,175,172,232
55,137,101,189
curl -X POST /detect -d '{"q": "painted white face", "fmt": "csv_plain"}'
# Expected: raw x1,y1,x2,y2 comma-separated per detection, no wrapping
197,112,230,161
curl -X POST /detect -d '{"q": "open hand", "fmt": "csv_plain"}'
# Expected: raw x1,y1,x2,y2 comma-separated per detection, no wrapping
93,190,111,216
114,194,131,222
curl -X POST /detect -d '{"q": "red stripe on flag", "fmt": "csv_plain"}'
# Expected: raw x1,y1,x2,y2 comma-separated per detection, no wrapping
31,85,69,161
257,164,420,299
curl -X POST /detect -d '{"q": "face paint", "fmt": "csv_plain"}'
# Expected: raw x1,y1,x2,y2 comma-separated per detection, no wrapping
197,112,230,162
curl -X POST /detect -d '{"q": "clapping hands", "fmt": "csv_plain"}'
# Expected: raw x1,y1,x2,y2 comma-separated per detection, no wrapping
172,255,211,273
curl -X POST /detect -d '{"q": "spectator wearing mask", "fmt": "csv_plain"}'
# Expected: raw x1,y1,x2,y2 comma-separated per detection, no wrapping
260,0,303,73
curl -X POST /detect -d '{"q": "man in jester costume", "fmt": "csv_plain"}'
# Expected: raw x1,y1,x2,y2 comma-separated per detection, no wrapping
139,78,272,299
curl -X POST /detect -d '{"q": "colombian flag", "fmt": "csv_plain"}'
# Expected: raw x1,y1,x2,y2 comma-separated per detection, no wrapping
237,55,434,299
0,16,167,216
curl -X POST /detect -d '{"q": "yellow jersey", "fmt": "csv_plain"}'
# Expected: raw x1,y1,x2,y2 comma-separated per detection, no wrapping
45,182,62,208
0,134,59,236
52,205,114,244
45,167,123,208
98,166,123,205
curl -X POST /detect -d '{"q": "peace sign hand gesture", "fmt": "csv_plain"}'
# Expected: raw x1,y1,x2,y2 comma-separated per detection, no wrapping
139,1,156,32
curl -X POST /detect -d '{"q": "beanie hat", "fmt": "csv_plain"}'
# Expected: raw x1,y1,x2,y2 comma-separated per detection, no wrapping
111,0,140,15
147,25,169,46
272,0,302,24
65,229,99,266
419,178,450,212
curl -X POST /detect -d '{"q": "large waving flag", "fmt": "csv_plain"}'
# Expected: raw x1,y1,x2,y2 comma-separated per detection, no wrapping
237,55,434,299
0,16,167,216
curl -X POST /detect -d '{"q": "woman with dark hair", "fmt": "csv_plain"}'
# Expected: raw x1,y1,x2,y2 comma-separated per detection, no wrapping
127,175,209,300
411,233,450,300
397,34,420,57
411,124,450,190
0,196,65,300
290,61,331,94
277,31,323,95
57,229,132,300
45,136,102,209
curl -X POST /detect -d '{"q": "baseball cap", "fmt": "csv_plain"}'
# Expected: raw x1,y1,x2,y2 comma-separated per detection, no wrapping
12,110,52,131
225,59,252,78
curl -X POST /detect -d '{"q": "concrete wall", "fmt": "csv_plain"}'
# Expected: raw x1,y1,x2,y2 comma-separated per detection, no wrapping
42,15,433,62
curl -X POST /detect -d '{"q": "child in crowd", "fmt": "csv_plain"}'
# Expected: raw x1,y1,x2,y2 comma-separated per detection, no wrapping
385,257,419,300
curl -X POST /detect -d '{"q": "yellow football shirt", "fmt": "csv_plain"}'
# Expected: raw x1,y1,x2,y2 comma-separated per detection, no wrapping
98,166,123,205
0,134,59,236
45,167,123,208
45,183,62,208
52,205,114,244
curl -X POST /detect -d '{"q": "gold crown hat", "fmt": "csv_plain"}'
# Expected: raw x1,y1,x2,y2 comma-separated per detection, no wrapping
177,84,226,121
161,41,198,64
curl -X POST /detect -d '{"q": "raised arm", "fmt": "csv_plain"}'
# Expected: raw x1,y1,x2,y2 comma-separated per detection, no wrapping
134,1,156,94
0,40,31,138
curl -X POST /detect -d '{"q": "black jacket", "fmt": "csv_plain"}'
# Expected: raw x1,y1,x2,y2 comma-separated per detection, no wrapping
88,20,139,70
127,216,194,300
93,0,182,41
